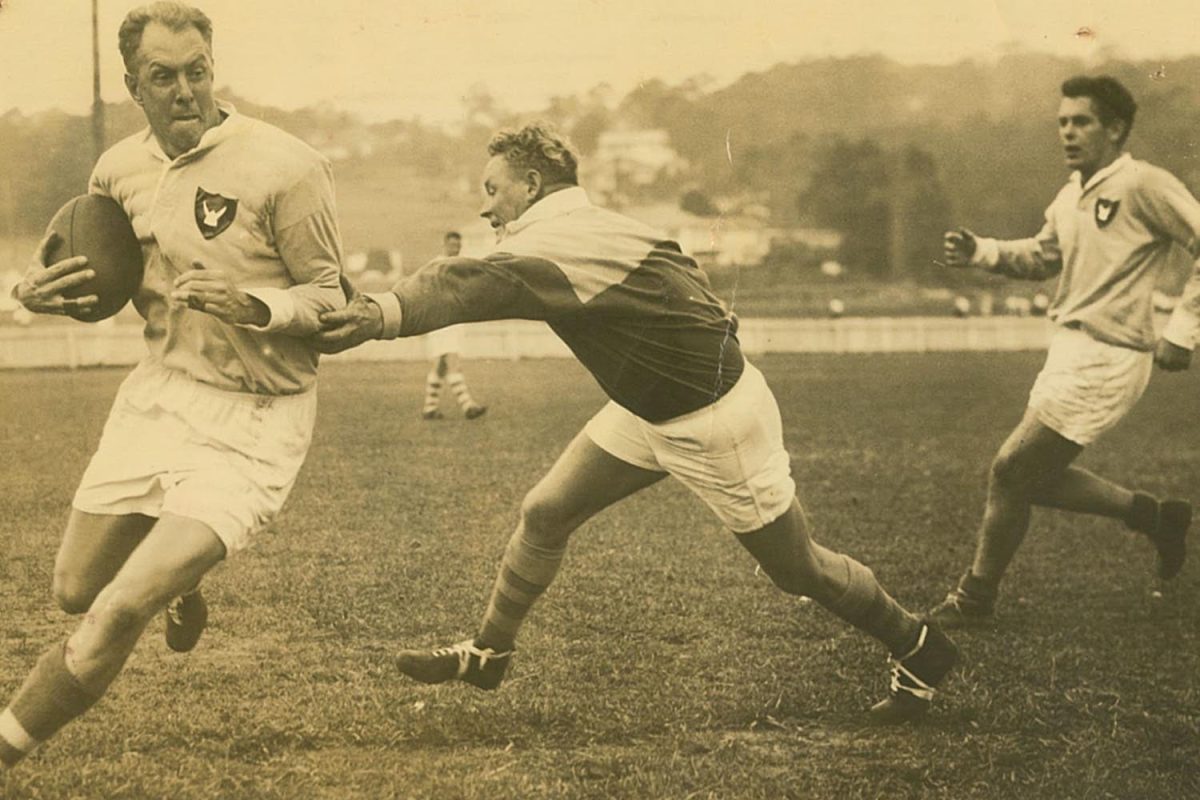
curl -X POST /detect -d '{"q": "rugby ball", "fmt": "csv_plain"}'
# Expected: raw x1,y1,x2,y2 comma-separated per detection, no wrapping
44,195,142,322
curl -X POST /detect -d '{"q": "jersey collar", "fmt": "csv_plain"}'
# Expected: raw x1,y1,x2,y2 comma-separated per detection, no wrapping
140,100,243,163
1075,152,1131,192
502,186,590,238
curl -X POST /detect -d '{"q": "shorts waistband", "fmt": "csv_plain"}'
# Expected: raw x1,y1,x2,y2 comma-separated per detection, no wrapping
134,360,317,409
1056,323,1151,353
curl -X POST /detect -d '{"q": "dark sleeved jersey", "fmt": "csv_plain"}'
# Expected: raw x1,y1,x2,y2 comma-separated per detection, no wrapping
385,187,743,422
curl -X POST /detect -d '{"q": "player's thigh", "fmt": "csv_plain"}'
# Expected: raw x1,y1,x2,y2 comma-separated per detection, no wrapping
93,512,227,618
992,406,1083,485
525,429,666,530
650,364,795,533
53,509,155,610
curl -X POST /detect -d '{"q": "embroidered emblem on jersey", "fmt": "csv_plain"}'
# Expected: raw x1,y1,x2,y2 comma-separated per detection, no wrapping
194,188,237,240
1094,197,1120,229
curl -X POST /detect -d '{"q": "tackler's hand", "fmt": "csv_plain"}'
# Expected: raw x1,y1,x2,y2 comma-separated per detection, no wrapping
312,294,384,354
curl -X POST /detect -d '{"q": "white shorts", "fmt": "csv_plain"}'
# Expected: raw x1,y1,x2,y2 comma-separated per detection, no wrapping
1028,326,1153,446
73,360,318,554
424,325,464,359
583,361,796,533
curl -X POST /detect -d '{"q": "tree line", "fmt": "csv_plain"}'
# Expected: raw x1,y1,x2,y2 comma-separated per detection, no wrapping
4,51,1199,280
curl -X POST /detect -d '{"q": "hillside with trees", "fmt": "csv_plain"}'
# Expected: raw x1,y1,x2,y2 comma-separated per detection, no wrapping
4,51,1199,283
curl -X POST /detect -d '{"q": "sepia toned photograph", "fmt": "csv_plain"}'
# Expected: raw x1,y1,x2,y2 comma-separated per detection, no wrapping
1,1,1198,797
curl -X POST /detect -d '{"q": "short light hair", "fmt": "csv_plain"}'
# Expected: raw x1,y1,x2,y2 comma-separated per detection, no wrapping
1061,75,1137,146
487,123,579,186
119,2,213,73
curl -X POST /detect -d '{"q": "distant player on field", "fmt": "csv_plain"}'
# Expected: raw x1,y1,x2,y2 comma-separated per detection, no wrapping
931,75,1199,628
316,122,959,723
1,2,345,767
419,231,487,421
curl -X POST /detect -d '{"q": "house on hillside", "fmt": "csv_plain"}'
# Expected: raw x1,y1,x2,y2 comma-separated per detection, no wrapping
444,202,839,272
447,207,838,270
620,203,840,269
584,128,686,204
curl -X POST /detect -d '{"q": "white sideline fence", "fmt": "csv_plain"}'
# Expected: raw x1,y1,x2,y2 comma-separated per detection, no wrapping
0,316,1055,370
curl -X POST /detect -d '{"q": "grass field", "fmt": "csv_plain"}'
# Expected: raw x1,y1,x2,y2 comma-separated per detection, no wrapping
1,353,1198,799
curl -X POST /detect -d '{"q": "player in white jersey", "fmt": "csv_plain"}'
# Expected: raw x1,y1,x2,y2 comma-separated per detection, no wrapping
932,75,1199,628
419,231,487,420
1,2,345,768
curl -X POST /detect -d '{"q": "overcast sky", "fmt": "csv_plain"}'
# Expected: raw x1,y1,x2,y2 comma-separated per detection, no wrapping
3,0,1199,124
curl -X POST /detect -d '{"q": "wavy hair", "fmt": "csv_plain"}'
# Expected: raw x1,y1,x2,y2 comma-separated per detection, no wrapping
119,2,213,72
487,122,579,186
1061,75,1137,145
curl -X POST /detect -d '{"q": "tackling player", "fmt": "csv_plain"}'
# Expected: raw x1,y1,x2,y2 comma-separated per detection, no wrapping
317,122,959,723
1,2,345,767
931,75,1198,628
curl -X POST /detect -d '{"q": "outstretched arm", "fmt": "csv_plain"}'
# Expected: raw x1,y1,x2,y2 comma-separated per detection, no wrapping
941,205,1062,282
312,254,544,354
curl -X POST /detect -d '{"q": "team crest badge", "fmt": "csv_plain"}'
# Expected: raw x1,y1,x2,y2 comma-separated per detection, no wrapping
1094,197,1120,228
194,188,237,239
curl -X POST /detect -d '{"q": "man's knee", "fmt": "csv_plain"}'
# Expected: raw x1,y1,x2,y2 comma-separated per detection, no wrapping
738,503,827,598
519,490,577,545
746,535,831,599
990,415,1079,496
991,453,1069,500
52,571,102,615
989,449,1037,494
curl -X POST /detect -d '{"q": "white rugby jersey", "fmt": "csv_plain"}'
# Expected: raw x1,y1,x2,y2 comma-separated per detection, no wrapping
89,102,345,395
971,153,1200,351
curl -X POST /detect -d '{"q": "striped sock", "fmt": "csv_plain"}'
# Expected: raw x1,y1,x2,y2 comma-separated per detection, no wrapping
423,371,443,415
446,372,479,412
0,642,100,767
477,531,567,650
819,554,923,657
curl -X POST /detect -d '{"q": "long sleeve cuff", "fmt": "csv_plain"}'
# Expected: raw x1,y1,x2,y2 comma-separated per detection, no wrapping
366,291,403,339
240,288,295,332
1162,307,1199,350
970,237,1001,270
